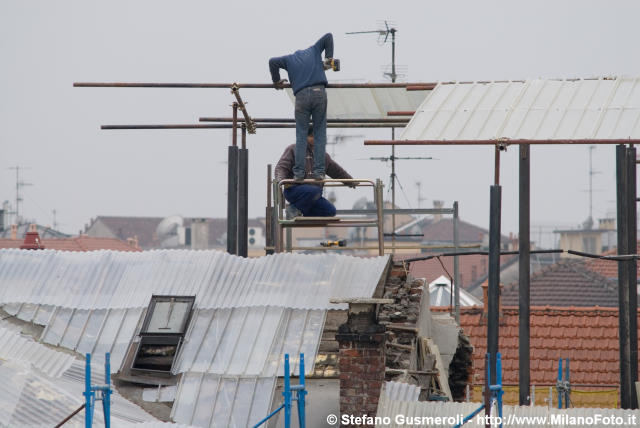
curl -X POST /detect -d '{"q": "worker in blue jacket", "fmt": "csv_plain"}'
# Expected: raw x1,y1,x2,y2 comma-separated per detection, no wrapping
269,33,335,182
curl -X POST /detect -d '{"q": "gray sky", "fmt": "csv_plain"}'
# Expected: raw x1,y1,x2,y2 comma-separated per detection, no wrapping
2,0,639,244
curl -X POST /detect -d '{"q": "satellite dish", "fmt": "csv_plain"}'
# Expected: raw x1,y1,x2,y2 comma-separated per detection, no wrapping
156,215,184,246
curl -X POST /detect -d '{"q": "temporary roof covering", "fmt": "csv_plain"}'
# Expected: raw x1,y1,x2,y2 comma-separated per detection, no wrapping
0,249,389,310
0,249,390,428
286,86,430,119
401,77,640,140
428,275,481,307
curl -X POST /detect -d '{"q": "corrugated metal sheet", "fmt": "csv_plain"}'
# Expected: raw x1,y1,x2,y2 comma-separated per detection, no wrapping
376,395,640,428
0,325,75,377
286,87,429,119
171,374,275,428
0,359,158,427
143,385,177,403
401,77,640,140
384,381,420,402
0,250,389,310
429,275,481,307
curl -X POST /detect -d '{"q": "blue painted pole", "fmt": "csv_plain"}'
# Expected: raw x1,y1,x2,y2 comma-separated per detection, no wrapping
283,354,291,428
297,354,306,428
557,359,563,409
104,353,111,428
85,353,92,428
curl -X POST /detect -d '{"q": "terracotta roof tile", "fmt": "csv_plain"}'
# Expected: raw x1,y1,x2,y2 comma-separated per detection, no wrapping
453,305,636,407
585,244,640,280
0,236,140,252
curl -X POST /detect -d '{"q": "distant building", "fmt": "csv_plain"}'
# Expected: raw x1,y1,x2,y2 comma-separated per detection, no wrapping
554,217,616,257
84,215,266,255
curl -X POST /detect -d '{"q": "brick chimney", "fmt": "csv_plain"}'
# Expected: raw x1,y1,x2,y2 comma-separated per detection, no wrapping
334,298,390,427
433,200,444,222
10,224,17,240
21,224,44,250
481,281,503,323
126,235,140,250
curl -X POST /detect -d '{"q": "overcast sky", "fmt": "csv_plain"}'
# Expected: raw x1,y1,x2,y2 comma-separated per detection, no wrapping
2,0,639,245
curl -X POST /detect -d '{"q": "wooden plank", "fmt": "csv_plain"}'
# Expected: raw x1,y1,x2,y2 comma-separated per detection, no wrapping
425,337,452,401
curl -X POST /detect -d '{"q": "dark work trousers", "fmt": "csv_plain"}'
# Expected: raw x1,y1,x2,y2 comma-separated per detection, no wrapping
293,85,327,179
284,184,336,217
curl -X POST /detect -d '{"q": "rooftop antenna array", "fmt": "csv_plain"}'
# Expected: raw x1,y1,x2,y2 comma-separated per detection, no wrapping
348,21,419,251
7,166,32,226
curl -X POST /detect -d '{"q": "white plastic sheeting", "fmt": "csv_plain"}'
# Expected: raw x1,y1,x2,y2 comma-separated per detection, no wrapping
175,307,325,376
0,325,75,377
384,381,420,402
428,275,481,307
376,395,640,428
286,87,430,119
171,374,276,428
401,77,640,140
0,359,157,427
0,249,389,310
143,385,178,403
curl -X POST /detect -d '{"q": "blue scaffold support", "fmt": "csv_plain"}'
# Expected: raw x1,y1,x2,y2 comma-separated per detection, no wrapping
453,352,503,428
557,358,571,409
252,353,307,428
84,353,112,428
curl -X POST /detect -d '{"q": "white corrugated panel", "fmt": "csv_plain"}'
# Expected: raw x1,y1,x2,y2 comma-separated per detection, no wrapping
0,250,389,310
175,307,324,376
286,87,430,119
376,395,640,428
384,381,420,402
401,77,640,141
428,275,481,307
171,373,276,428
143,385,178,402
0,325,75,377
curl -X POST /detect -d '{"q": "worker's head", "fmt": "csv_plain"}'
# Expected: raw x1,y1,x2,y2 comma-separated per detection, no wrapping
307,127,314,146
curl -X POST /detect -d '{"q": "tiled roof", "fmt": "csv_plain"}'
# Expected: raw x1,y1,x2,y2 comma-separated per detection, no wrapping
400,253,517,289
0,236,139,252
502,259,618,307
456,305,634,388
585,244,640,280
419,218,509,244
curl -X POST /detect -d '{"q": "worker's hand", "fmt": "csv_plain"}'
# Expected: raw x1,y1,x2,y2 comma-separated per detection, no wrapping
323,58,334,71
343,181,357,189
274,79,288,90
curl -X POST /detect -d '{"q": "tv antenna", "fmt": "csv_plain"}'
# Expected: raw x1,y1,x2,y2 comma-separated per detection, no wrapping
415,181,428,208
360,154,434,250
327,134,364,158
7,166,32,226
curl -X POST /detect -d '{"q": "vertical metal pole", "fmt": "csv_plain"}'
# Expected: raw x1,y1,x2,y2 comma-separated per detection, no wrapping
298,354,306,428
227,146,239,255
376,179,385,256
487,184,502,385
104,353,111,428
232,102,238,147
453,201,460,324
484,353,491,426
518,144,531,406
617,144,631,408
557,358,563,409
238,126,248,258
565,358,570,409
627,146,638,409
391,144,396,253
284,354,291,428
266,165,274,255
85,353,92,428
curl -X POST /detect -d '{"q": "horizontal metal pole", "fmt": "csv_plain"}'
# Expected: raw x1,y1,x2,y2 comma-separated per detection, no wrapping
335,208,454,215
74,82,437,89
365,139,640,146
387,111,415,116
102,123,407,130
403,249,564,263
199,117,409,124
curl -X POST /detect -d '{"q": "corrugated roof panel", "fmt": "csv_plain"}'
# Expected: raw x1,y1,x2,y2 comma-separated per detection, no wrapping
0,250,389,310
285,87,430,119
384,381,420,402
401,77,640,141
171,374,275,428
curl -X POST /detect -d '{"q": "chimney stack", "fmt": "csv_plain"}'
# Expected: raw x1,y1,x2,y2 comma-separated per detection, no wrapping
433,200,444,222
10,224,17,240
21,225,44,250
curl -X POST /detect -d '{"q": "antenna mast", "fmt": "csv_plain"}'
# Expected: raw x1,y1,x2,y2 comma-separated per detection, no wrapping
7,166,32,226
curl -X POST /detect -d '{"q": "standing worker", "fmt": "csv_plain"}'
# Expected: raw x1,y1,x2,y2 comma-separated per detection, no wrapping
269,33,339,181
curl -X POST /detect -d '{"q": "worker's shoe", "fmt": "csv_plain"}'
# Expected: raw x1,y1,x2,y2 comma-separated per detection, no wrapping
286,205,302,219
293,174,305,182
311,173,325,181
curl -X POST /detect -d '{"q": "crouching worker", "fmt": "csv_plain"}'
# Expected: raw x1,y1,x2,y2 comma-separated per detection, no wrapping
275,128,355,218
